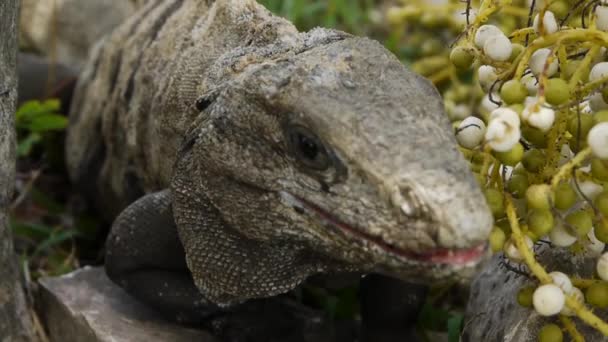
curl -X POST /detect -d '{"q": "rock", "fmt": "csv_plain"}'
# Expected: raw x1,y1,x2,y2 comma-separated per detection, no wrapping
462,246,608,341
37,266,218,342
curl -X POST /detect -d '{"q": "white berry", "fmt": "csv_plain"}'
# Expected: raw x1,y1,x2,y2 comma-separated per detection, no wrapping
503,236,533,262
478,65,498,91
589,93,608,112
480,93,501,114
549,222,577,247
522,104,555,132
549,271,573,294
586,229,606,256
590,62,608,82
522,73,539,95
533,284,565,316
588,122,608,159
561,287,584,316
448,103,470,121
456,117,486,149
530,48,558,77
590,92,608,112
485,108,521,152
475,25,503,49
597,6,608,31
597,252,608,281
484,34,512,62
577,180,604,200
533,11,558,35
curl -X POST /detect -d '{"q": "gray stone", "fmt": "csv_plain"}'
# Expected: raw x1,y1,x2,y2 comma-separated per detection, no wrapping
463,247,608,341
37,267,218,342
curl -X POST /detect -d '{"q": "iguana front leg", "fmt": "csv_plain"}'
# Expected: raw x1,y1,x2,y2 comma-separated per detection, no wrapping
104,190,220,324
105,190,337,341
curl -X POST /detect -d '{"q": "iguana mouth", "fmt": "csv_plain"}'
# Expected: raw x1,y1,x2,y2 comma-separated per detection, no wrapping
281,191,487,266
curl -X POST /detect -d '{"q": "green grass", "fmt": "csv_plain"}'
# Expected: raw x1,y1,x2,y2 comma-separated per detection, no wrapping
258,0,379,35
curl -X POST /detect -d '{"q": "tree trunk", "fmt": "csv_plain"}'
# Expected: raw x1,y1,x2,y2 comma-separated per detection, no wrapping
0,0,37,340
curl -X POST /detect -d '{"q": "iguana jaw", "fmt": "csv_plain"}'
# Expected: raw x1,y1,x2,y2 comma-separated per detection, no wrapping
281,191,488,267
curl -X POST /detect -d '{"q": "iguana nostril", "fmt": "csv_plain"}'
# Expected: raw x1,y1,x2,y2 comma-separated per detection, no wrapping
390,186,422,219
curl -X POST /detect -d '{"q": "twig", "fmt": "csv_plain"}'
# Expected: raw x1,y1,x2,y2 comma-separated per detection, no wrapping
525,0,536,46
10,169,42,212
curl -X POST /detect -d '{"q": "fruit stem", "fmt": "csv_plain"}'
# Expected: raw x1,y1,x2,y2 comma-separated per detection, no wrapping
506,195,608,336
505,194,551,283
569,45,601,89
565,295,608,336
571,278,605,289
560,315,585,342
551,147,592,190
480,145,494,185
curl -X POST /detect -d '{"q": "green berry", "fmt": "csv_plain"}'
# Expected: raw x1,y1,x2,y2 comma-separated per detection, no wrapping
566,210,593,236
510,43,524,62
548,0,569,18
545,78,570,105
526,184,554,210
528,209,555,237
522,149,546,173
517,286,535,307
490,227,506,252
595,110,608,124
562,60,589,81
484,188,505,218
496,218,512,235
421,39,443,56
494,143,524,166
591,158,608,181
585,282,608,308
522,126,548,148
602,87,608,104
500,80,527,105
450,46,475,69
444,85,470,103
568,114,595,141
509,103,525,115
595,220,608,244
554,183,577,210
538,324,563,342
512,164,527,175
420,12,449,28
508,173,529,198
595,191,608,217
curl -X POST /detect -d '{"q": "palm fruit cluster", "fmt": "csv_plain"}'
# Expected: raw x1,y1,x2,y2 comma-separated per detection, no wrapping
387,0,608,340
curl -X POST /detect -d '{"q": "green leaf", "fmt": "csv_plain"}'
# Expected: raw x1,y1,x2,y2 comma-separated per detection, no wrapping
447,314,464,342
11,220,54,241
32,229,79,258
27,113,68,132
417,303,451,331
16,99,60,122
16,133,42,157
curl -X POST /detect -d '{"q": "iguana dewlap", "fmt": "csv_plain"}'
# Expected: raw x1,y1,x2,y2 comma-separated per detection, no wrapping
24,0,493,340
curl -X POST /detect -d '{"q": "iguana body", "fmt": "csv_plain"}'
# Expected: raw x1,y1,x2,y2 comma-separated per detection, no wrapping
24,0,494,340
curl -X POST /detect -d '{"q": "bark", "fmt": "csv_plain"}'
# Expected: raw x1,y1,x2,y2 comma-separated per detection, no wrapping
0,0,37,340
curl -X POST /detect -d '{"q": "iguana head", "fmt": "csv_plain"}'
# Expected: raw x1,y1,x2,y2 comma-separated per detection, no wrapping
189,29,493,283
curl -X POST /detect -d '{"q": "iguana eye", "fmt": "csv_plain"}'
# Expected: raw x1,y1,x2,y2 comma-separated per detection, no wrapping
287,125,330,171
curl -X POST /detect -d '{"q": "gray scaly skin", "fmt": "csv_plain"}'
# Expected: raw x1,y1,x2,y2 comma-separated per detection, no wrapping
58,0,494,340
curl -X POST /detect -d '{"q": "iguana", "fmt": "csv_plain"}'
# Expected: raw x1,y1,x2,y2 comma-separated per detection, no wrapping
21,0,494,340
